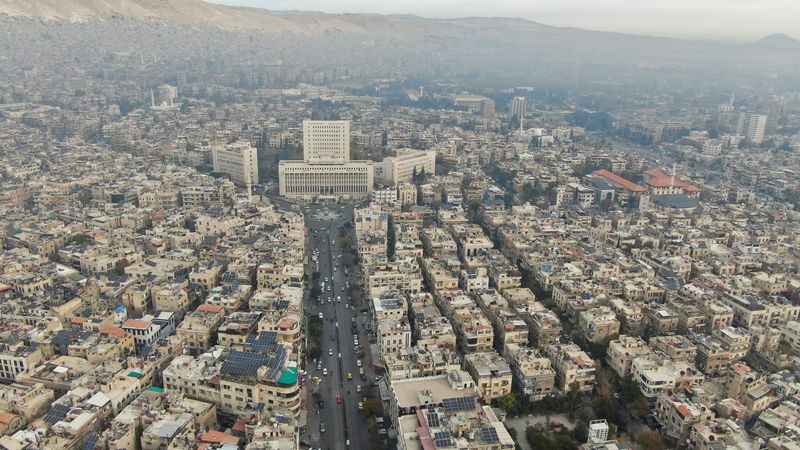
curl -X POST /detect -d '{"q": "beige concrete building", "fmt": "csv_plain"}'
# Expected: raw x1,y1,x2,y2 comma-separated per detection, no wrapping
212,141,258,187
303,120,350,163
376,148,436,185
606,335,654,377
397,182,418,206
278,160,373,199
463,351,513,401
505,344,555,401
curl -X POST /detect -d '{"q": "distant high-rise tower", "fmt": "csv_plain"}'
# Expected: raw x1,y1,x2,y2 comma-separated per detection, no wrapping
303,120,350,163
509,96,527,120
157,84,178,106
736,112,767,144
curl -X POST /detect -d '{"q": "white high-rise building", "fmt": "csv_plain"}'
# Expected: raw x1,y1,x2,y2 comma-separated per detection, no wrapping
509,96,526,119
303,120,350,163
736,112,767,145
212,141,258,188
588,419,610,444
376,148,436,185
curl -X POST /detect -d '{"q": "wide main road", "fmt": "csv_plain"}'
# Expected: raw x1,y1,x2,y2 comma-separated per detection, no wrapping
303,203,369,450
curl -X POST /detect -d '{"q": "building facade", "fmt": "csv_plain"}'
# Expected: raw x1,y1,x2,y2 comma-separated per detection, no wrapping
303,120,350,163
212,141,258,187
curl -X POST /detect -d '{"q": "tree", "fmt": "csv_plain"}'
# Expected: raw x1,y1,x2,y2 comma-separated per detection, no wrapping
496,393,521,416
361,399,383,417
308,346,322,361
637,431,667,450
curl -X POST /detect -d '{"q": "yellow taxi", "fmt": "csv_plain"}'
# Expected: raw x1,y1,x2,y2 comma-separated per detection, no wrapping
358,402,364,410
347,372,353,380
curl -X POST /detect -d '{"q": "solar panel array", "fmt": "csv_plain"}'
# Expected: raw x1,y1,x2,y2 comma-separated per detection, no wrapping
221,272,238,284
442,396,476,414
245,331,278,353
426,411,440,428
221,344,287,381
433,431,453,448
42,403,71,425
82,433,100,450
220,350,268,377
482,427,500,444
274,300,290,310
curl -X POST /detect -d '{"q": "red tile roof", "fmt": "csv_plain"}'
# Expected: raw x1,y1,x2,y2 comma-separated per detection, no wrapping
122,319,151,329
593,169,647,193
101,326,128,339
197,304,223,313
201,430,239,444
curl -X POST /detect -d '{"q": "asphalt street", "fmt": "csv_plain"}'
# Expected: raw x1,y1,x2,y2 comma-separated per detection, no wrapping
302,203,374,450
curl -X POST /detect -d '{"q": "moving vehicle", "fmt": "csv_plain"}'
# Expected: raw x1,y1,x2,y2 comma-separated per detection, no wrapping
318,312,324,319
320,423,326,433
323,368,328,376
328,349,333,356
356,360,362,367
347,372,353,380
356,384,362,393
358,402,364,410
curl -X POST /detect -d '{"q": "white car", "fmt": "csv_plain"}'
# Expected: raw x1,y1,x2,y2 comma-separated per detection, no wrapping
356,385,362,393
356,360,362,367
323,368,328,376
318,312,324,319
328,349,333,356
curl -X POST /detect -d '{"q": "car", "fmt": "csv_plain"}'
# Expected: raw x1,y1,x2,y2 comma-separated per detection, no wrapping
336,392,343,404
328,349,333,356
318,400,325,408
359,367,364,375
327,297,331,303
375,375,384,382
320,423,326,433
330,333,336,341
336,295,341,301
323,368,328,376
351,318,356,323
318,312,324,319
356,360,362,367
358,402,364,410
312,376,321,383
356,384,362,393
317,362,322,370
360,373,367,381
347,372,353,380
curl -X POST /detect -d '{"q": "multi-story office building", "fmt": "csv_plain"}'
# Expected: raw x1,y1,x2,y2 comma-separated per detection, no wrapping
303,120,350,163
279,120,373,199
736,112,767,144
212,141,258,187
376,148,436,185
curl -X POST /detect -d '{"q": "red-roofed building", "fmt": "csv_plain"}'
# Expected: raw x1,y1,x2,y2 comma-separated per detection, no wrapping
201,430,239,445
593,169,647,193
590,169,650,210
642,168,701,198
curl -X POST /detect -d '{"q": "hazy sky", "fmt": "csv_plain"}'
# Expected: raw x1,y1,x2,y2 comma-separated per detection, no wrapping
208,0,799,41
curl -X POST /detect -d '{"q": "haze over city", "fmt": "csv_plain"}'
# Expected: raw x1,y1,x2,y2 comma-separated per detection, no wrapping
211,0,800,41
1,1,799,450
